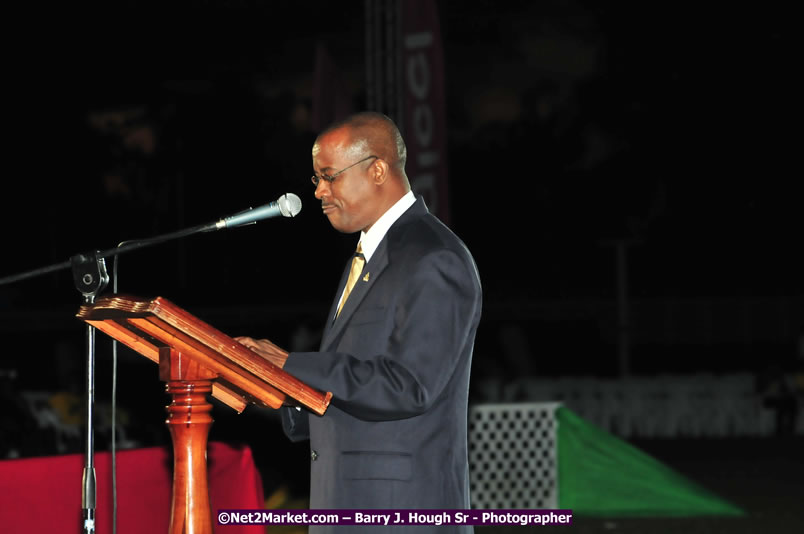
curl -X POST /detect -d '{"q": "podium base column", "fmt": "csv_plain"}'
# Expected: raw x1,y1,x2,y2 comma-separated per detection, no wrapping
161,348,217,534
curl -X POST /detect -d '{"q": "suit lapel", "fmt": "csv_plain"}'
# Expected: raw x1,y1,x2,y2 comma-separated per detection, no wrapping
322,240,390,348
319,258,351,347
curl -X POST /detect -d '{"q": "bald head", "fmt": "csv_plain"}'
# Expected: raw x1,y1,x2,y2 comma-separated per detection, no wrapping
316,112,407,176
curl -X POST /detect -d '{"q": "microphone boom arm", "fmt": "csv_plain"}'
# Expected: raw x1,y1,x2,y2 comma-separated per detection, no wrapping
0,193,301,287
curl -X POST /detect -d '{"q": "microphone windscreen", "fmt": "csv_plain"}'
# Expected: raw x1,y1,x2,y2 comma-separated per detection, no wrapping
278,193,302,217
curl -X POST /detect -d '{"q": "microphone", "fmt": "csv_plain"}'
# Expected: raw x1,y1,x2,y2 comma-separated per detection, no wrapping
214,193,302,230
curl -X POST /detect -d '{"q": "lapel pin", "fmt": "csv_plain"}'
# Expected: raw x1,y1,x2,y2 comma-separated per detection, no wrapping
363,272,370,282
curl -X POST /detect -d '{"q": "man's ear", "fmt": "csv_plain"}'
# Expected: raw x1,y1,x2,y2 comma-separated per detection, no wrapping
371,158,390,185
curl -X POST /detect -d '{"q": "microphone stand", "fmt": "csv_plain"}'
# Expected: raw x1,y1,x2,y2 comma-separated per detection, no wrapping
72,252,109,534
0,218,228,534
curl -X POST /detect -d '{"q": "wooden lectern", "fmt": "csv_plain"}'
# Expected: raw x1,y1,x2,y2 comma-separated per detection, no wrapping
77,295,331,534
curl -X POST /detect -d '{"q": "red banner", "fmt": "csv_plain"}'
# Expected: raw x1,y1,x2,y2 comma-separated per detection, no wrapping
400,0,450,224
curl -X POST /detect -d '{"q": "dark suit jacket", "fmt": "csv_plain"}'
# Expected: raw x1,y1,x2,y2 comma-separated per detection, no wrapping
280,197,481,533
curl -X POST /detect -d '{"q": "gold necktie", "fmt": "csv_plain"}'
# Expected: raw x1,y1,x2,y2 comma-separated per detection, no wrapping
336,243,365,318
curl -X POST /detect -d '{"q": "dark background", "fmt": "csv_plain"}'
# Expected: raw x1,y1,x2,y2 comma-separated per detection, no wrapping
0,0,801,521
3,0,801,354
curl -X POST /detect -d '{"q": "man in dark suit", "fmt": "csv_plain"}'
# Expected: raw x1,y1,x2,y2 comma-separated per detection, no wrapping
237,112,481,532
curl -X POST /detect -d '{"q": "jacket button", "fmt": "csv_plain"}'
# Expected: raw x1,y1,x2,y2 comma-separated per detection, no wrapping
311,450,318,461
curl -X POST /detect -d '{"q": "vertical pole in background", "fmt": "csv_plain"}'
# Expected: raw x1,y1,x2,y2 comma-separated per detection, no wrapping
365,0,374,111
365,0,400,121
600,238,636,377
384,0,398,121
395,0,404,129
615,240,631,377
365,0,387,113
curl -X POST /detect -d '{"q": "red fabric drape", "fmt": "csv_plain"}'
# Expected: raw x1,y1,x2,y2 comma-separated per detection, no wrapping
0,441,265,533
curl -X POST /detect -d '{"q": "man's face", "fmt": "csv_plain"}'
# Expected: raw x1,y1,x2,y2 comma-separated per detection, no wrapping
312,129,380,234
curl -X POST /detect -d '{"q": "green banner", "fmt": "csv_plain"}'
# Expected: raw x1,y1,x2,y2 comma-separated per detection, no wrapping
557,406,744,516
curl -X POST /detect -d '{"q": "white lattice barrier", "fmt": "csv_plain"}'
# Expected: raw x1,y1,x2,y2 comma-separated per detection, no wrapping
468,402,559,509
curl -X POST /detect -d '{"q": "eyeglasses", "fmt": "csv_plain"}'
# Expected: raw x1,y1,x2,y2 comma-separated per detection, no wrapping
311,155,378,187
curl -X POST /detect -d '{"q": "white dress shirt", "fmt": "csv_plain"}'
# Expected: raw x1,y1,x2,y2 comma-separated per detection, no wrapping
335,191,416,314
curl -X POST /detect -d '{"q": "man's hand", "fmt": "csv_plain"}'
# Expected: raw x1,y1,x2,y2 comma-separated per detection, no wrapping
234,336,289,369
